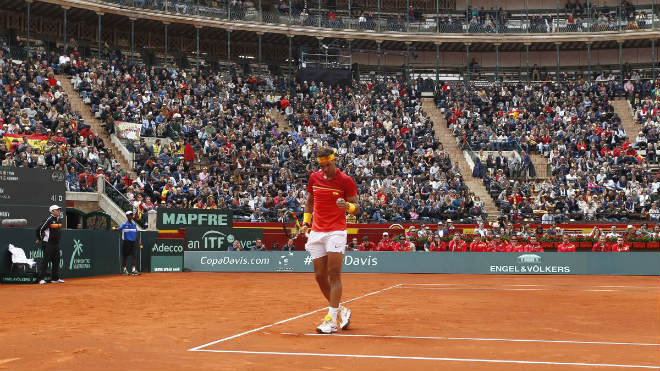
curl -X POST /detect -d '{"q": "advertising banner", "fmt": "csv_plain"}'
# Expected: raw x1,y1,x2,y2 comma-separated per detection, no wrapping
0,228,120,280
114,121,142,140
150,238,184,272
185,227,263,251
157,208,234,230
184,251,660,275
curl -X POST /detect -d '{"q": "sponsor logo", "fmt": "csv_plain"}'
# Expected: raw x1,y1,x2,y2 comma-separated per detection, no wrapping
489,254,570,274
303,254,378,267
69,239,91,270
161,212,229,227
275,252,295,272
152,242,184,254
187,230,258,250
153,267,181,272
199,256,271,267
517,254,542,263
344,255,379,267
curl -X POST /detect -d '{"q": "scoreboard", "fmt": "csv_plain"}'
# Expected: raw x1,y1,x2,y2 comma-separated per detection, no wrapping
0,167,66,228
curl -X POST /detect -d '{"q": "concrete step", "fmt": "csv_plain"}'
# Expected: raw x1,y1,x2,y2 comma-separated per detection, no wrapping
530,153,550,179
58,74,136,180
612,97,638,142
269,108,292,132
421,98,499,218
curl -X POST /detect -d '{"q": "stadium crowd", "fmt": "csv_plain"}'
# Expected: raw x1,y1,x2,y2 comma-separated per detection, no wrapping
56,51,485,224
4,39,660,228
0,49,129,194
436,78,660,224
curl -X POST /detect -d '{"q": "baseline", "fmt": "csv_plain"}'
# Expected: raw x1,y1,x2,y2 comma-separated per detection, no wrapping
193,349,659,369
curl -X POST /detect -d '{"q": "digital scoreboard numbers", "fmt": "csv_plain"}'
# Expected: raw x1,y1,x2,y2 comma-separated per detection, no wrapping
0,167,66,228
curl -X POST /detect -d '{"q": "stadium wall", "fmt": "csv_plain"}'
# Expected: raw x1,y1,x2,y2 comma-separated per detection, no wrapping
2,227,658,279
352,47,655,69
183,251,660,275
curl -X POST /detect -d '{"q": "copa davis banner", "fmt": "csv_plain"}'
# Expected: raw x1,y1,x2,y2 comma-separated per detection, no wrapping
184,251,660,275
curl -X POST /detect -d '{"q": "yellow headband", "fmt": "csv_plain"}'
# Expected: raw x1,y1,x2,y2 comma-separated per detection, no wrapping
317,153,335,165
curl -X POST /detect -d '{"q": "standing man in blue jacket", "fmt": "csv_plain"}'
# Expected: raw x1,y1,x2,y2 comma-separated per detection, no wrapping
118,211,140,276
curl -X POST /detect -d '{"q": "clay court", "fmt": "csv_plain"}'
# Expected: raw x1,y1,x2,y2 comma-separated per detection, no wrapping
1,273,658,371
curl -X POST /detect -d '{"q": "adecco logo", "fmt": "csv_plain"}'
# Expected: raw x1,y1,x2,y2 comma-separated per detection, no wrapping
517,254,542,264
152,242,183,254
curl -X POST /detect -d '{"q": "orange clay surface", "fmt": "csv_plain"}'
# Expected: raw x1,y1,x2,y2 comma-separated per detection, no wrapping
1,273,658,371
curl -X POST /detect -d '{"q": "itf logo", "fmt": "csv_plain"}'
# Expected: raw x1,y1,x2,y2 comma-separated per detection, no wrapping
304,255,313,265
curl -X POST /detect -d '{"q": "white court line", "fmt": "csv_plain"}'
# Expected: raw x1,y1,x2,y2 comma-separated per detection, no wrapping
194,349,659,369
399,287,549,292
188,283,402,351
403,283,659,289
281,333,660,347
397,287,648,293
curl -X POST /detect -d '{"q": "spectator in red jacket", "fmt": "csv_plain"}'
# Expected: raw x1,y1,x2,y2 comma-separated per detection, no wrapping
611,237,630,252
359,236,376,251
395,235,415,252
487,235,510,252
428,236,446,251
557,234,577,252
448,234,467,252
510,239,526,252
525,236,544,252
469,235,488,252
377,232,395,251
592,235,611,252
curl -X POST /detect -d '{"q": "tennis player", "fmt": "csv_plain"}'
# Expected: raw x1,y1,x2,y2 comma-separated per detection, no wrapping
302,147,359,334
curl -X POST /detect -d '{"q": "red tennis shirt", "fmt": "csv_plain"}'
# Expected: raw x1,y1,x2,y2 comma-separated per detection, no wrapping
307,169,357,232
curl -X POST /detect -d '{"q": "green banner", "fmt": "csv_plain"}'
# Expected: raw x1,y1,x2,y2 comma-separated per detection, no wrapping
0,228,120,280
156,208,233,229
184,251,660,275
185,227,263,251
150,238,184,272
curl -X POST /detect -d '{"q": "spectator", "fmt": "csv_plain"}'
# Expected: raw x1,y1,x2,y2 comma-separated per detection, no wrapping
611,237,631,252
557,234,577,252
592,235,611,252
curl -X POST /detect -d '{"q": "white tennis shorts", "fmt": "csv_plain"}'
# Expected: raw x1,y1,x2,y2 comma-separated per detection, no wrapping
305,230,347,260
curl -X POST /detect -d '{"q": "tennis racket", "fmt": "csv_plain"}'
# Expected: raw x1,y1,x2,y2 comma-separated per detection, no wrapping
282,210,307,239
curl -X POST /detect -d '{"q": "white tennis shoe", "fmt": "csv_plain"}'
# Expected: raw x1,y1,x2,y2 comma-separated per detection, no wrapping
339,306,351,330
316,315,338,334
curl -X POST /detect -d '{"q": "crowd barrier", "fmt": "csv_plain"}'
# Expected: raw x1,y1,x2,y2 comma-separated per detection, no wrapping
3,224,659,282
184,251,660,275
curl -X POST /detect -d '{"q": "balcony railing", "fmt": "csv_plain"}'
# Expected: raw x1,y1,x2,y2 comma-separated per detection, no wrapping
100,0,658,34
